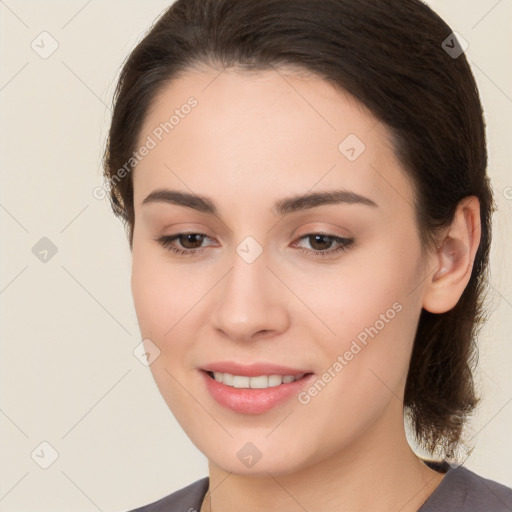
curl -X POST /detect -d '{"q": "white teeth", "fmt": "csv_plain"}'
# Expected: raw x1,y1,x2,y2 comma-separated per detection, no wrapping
223,372,234,386
268,375,283,387
210,372,304,388
249,375,268,388
233,375,250,388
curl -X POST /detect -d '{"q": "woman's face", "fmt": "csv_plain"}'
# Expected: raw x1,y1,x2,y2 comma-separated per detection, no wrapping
130,66,431,475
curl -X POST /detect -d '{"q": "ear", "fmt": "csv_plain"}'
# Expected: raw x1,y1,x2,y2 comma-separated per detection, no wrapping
422,196,481,314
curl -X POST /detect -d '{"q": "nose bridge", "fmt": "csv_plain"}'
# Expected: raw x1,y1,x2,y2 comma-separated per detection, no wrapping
230,240,268,295
213,239,289,340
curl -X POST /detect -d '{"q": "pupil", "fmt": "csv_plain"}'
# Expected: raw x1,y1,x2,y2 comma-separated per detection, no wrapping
182,234,203,248
311,234,331,250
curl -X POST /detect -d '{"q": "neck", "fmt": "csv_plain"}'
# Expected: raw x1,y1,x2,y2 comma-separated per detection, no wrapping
201,409,445,512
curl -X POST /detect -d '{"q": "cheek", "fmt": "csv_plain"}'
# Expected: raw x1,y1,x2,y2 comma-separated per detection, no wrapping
131,240,183,326
288,257,413,348
131,242,177,339
130,242,215,364
130,247,195,414
305,244,422,400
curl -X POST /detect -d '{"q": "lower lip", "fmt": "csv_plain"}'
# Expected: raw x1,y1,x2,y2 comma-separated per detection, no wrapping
201,370,314,414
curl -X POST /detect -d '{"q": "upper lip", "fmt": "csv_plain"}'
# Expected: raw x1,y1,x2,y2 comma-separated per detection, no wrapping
201,361,312,377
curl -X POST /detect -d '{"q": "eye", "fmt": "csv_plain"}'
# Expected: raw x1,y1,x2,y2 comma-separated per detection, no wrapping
155,231,354,258
293,232,354,257
155,232,215,256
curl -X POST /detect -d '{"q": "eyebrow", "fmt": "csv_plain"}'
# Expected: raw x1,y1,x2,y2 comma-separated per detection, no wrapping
142,188,378,216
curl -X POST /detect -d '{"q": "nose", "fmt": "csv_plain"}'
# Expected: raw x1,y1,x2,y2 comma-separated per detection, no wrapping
212,248,290,342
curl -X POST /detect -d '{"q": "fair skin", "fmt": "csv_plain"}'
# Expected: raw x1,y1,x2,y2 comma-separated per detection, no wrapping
130,66,481,512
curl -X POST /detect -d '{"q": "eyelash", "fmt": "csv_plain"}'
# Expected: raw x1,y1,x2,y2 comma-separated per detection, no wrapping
155,232,354,258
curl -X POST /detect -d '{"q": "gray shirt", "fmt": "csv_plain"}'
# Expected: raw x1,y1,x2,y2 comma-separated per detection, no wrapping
128,461,512,511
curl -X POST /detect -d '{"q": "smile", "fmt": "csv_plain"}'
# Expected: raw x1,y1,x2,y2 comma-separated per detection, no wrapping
201,369,315,414
208,371,306,389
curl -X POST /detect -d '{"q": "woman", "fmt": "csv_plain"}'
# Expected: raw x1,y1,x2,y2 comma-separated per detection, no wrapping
102,0,512,510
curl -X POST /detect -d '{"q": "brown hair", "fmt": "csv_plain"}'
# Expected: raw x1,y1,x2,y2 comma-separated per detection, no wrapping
102,0,495,458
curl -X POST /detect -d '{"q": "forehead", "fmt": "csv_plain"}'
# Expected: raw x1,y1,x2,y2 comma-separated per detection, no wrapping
133,66,414,217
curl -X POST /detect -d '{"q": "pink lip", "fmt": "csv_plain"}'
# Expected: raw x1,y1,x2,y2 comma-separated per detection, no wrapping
200,368,315,415
201,361,310,377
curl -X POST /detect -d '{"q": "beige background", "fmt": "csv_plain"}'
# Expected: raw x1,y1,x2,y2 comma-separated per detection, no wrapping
0,1,511,510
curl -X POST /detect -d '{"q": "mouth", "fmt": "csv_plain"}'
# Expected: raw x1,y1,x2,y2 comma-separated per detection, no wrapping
204,370,311,389
200,366,315,414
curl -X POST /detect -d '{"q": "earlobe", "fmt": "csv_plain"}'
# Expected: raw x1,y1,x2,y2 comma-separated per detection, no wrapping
422,196,481,314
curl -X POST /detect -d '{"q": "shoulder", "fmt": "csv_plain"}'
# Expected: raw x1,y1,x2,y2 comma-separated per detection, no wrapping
420,463,512,512
126,477,209,512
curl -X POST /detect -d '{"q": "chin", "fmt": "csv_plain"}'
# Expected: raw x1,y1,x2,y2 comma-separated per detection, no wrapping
193,434,317,477
211,454,307,477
